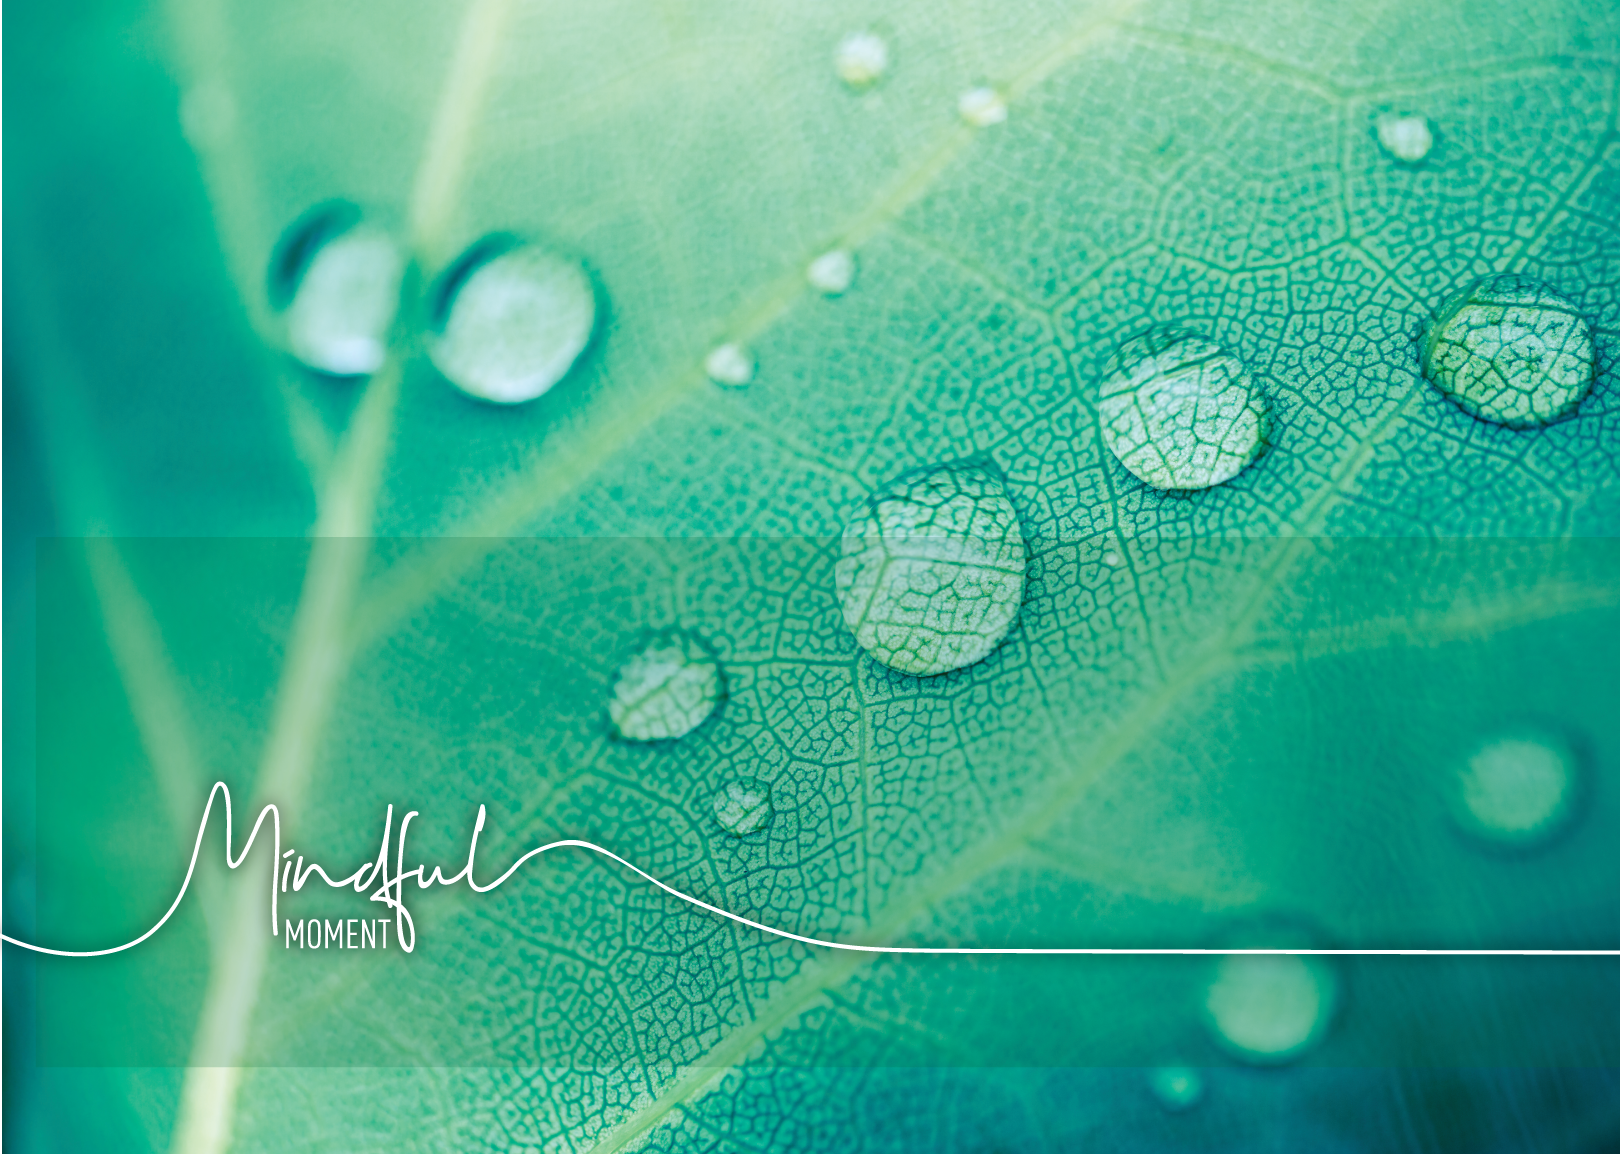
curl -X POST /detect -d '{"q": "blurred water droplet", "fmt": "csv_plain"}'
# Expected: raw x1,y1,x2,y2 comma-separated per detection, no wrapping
705,342,755,387
1453,729,1580,848
835,31,890,90
1099,326,1267,490
1147,1065,1204,1112
1101,548,1123,568
958,86,1007,127
609,632,722,742
1204,953,1338,1063
273,207,404,377
807,249,856,295
836,463,1026,677
429,242,596,404
180,80,237,149
1375,112,1434,162
1421,274,1593,428
713,778,772,836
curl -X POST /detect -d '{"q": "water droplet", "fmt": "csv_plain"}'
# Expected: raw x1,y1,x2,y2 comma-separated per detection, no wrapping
958,86,1007,127
1453,729,1580,848
1204,953,1338,1063
429,242,596,404
1375,112,1434,163
807,249,856,295
835,31,889,90
273,207,404,377
1099,326,1267,491
704,342,755,387
609,632,722,742
1101,548,1123,568
1147,1066,1204,1112
713,778,772,836
1420,274,1594,428
835,463,1026,677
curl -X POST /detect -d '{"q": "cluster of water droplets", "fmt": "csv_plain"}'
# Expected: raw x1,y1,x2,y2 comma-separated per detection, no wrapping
261,52,1606,1103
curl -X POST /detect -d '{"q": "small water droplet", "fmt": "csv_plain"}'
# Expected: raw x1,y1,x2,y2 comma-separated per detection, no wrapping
1204,953,1338,1063
1147,1066,1204,1112
835,463,1026,677
958,86,1007,127
1421,274,1594,428
1375,112,1434,162
704,342,755,387
807,249,856,295
609,632,722,742
273,208,404,377
1453,729,1580,848
1099,326,1267,491
180,80,237,149
713,778,772,836
1101,549,1123,568
835,31,890,90
429,242,596,404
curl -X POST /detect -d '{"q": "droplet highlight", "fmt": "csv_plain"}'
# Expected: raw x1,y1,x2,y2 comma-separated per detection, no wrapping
1453,729,1580,848
1375,112,1434,163
705,342,755,387
835,463,1026,677
1147,1066,1204,1112
1420,273,1594,428
1099,326,1267,491
274,209,405,378
958,86,1007,127
807,249,856,296
429,242,596,404
1204,954,1338,1063
835,31,889,91
609,632,722,742
713,778,772,836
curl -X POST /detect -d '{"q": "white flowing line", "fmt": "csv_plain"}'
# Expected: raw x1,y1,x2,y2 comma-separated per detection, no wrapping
4,785,1616,957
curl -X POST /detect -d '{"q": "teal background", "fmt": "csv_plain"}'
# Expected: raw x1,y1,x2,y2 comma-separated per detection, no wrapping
6,0,1620,1151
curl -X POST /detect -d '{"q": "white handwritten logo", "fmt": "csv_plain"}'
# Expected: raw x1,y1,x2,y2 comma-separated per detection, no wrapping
3,783,1614,958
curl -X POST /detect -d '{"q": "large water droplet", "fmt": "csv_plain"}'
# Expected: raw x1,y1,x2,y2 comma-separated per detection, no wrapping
1375,112,1434,162
807,249,856,296
835,31,889,90
704,342,755,387
1203,953,1338,1063
713,778,772,836
429,242,596,404
1420,274,1594,428
273,207,404,377
609,632,722,742
958,86,1007,127
1099,326,1267,491
1452,729,1580,848
1147,1066,1204,1112
835,463,1026,677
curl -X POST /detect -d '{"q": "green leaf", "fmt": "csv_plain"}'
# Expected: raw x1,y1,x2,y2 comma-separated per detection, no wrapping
7,0,1620,1152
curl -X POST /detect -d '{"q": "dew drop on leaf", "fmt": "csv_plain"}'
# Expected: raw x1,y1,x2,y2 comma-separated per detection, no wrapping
807,249,856,295
704,342,755,387
834,31,889,91
1203,953,1339,1063
608,631,723,742
1375,112,1434,162
1420,273,1594,428
1147,1065,1204,1112
957,86,1007,127
835,463,1026,677
1453,729,1580,848
1099,326,1268,491
274,209,404,378
713,778,772,836
429,243,596,404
